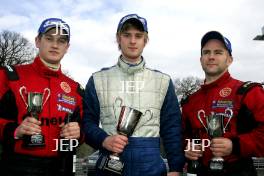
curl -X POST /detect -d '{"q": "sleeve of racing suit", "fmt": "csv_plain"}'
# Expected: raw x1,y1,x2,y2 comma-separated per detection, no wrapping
160,79,185,172
181,104,193,150
0,69,18,147
233,86,264,157
82,76,108,149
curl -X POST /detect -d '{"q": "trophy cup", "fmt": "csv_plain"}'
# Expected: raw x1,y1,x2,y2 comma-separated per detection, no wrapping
98,97,152,175
197,108,233,172
19,86,50,147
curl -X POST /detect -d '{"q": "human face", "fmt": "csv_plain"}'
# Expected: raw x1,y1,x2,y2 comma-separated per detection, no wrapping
200,39,233,83
35,28,69,65
117,28,146,63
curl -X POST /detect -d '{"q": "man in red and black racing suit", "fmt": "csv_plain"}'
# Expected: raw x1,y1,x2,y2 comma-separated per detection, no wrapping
0,18,83,176
182,31,264,176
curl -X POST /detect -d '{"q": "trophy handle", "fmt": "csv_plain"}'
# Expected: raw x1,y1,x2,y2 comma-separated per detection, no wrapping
142,109,153,121
19,86,28,108
42,88,51,107
197,110,208,132
134,109,153,131
113,97,123,121
223,108,233,133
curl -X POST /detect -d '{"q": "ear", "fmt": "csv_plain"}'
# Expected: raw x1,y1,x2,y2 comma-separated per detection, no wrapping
65,43,70,53
230,56,233,62
227,55,233,66
35,36,40,48
116,34,121,44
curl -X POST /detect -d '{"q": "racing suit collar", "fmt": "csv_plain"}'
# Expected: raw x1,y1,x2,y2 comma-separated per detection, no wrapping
32,57,62,78
201,71,231,90
117,55,145,74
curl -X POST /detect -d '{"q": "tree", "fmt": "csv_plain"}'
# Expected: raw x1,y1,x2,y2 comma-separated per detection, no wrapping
0,30,36,66
174,76,203,104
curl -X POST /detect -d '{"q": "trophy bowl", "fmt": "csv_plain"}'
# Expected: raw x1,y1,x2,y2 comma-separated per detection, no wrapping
28,92,43,113
117,106,142,136
207,113,223,138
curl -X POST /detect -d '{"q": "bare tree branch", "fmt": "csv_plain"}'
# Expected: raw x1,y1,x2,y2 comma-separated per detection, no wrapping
0,30,36,66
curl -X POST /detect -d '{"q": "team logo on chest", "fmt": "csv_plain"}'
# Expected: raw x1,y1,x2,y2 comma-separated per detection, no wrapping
60,82,71,93
219,87,232,97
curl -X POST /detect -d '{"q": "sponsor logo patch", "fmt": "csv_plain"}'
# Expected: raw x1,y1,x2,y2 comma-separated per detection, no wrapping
57,104,73,114
57,94,76,105
219,87,232,97
212,100,233,108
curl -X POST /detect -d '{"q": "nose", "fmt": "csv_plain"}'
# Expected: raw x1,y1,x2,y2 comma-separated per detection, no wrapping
51,40,59,48
208,53,215,60
130,36,136,44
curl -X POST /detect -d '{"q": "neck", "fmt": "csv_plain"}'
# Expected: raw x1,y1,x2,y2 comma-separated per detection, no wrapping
40,58,60,71
205,70,227,85
121,55,142,65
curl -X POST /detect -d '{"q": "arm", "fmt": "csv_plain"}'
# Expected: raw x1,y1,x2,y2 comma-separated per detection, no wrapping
160,79,185,172
233,86,264,157
182,101,204,161
0,69,18,148
82,76,108,149
60,84,85,142
82,76,128,152
0,69,41,144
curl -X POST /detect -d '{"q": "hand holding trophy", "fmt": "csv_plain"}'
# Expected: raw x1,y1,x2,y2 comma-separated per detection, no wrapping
197,108,233,172
99,97,153,175
19,86,50,147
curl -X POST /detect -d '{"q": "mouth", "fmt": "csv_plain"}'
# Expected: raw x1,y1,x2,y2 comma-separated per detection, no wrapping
128,47,137,50
49,51,59,55
207,63,217,66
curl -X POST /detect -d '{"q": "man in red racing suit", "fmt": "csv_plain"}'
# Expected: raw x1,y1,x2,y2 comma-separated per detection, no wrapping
182,31,264,176
0,18,83,176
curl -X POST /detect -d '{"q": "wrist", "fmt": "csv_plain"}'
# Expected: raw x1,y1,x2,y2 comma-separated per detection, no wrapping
14,128,20,139
102,135,110,148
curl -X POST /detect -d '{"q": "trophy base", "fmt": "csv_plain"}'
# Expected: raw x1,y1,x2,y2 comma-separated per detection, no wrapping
98,155,123,175
23,134,45,147
209,157,224,171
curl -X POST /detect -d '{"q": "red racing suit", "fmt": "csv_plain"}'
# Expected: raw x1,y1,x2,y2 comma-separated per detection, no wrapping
182,71,264,173
0,56,83,158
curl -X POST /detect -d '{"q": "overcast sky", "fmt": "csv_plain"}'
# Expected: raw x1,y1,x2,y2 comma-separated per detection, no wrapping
0,0,263,86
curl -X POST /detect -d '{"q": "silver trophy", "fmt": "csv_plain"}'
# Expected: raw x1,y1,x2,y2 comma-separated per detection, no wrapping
19,86,50,147
197,108,233,172
99,97,152,175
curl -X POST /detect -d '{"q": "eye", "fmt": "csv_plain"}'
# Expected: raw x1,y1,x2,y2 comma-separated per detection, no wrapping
45,36,52,41
122,33,130,37
215,51,223,55
43,34,54,41
58,38,67,44
202,50,210,55
135,34,144,39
